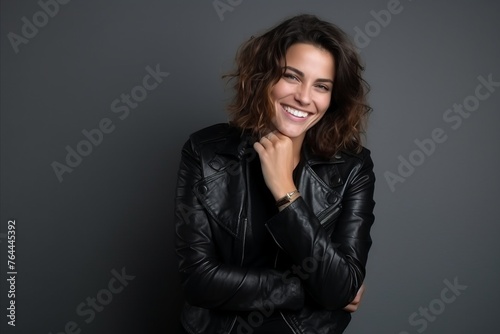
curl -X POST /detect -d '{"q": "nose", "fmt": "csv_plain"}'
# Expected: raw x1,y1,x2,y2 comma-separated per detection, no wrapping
294,84,311,105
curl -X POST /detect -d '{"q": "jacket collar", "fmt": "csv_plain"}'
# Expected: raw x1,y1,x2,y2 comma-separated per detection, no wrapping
302,145,345,165
196,127,347,238
214,127,346,165
214,127,253,160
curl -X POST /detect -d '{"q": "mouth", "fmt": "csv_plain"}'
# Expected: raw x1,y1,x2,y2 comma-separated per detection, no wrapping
282,105,311,119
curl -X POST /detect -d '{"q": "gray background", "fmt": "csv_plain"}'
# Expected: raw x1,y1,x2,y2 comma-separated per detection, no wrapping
1,0,499,333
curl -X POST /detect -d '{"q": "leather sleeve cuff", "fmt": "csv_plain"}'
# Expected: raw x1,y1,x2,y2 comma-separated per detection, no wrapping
265,197,317,253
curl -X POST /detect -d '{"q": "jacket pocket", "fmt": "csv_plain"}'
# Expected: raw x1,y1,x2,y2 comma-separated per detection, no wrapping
317,203,342,235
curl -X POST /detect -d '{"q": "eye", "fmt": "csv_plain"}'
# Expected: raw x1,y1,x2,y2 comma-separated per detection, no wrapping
283,73,299,81
316,84,330,92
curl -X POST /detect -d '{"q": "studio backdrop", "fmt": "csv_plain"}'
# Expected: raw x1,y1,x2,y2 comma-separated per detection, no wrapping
1,0,499,333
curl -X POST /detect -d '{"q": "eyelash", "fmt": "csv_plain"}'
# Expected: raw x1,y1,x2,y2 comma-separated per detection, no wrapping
283,73,330,91
283,73,298,81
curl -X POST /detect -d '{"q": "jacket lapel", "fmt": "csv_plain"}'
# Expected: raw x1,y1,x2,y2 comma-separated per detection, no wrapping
194,130,348,236
193,131,253,239
298,148,345,225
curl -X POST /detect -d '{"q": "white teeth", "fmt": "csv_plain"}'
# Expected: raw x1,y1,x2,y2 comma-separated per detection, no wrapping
283,105,308,118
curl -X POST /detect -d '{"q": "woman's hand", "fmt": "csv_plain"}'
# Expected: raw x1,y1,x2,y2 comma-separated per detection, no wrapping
343,283,366,312
253,131,296,200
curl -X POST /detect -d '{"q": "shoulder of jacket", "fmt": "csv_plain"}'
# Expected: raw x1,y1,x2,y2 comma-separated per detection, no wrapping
189,123,240,145
186,123,248,162
339,146,372,163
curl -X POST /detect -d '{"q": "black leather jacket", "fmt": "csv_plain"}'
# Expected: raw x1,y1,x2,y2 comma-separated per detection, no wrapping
174,123,376,334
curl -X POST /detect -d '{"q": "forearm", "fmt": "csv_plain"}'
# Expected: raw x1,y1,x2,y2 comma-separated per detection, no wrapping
265,154,376,310
177,253,304,311
266,198,367,310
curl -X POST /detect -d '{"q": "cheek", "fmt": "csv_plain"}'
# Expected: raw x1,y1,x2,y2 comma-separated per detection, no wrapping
270,82,282,99
271,80,294,100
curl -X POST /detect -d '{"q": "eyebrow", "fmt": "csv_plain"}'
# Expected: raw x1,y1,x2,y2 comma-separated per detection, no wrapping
284,66,334,84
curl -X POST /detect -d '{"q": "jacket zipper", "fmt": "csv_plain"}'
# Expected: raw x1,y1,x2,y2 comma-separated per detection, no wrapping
228,156,250,334
275,246,299,333
274,249,279,267
227,217,248,334
226,317,238,334
280,312,300,334
317,205,341,226
240,217,248,266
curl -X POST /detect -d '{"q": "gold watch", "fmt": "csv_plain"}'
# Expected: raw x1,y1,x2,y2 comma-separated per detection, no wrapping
276,190,300,207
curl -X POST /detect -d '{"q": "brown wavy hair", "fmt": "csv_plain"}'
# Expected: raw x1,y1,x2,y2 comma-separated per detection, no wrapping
224,14,371,157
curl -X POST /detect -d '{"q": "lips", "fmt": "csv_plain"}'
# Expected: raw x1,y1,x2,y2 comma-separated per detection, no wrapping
282,105,309,118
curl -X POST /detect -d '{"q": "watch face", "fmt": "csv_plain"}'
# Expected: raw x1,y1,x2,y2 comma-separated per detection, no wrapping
277,190,298,207
276,196,289,207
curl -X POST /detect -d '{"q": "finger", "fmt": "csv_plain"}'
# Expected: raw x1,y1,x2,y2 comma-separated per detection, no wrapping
267,131,278,139
351,294,361,304
272,132,294,146
259,135,275,150
272,128,294,140
344,304,358,312
343,299,360,312
343,285,365,312
253,141,265,155
270,129,288,141
353,284,365,303
343,300,358,312
272,130,287,139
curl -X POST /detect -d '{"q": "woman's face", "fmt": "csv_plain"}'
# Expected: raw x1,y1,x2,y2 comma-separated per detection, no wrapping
270,43,334,142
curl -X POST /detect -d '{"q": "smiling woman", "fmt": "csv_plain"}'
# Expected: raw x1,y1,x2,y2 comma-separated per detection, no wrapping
174,14,375,334
270,44,334,144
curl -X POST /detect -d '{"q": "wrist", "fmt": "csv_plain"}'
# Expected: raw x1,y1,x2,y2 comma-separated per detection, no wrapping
271,182,297,201
276,190,301,210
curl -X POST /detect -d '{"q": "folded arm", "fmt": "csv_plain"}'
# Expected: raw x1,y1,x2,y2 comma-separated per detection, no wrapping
265,152,375,310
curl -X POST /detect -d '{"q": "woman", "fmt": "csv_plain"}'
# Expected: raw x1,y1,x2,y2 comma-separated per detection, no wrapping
175,14,375,334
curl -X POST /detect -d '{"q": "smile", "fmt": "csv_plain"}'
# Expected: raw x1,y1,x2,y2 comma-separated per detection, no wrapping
282,105,309,118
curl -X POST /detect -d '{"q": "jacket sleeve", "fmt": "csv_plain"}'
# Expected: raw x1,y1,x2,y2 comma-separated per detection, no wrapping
265,150,376,310
174,138,304,312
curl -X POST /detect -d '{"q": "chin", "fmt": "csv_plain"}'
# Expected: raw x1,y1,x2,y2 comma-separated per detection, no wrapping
275,125,308,139
272,114,319,140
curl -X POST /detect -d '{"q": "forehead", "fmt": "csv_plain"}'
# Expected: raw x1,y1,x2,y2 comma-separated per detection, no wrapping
284,43,335,77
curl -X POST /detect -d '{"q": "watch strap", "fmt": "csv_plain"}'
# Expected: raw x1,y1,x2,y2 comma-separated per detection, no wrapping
276,190,299,207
